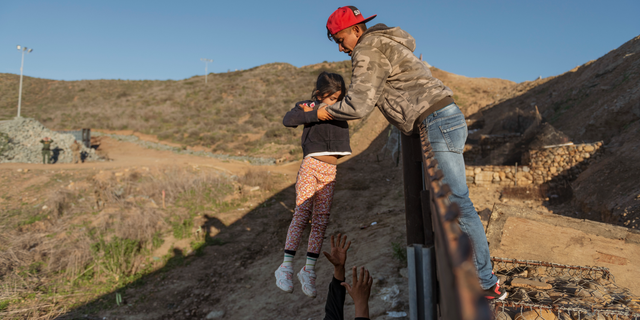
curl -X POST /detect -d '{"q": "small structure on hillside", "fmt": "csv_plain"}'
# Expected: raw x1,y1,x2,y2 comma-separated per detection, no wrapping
56,128,91,148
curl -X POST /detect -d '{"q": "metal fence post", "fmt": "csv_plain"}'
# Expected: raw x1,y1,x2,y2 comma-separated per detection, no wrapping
403,130,438,320
408,244,437,320
401,132,426,245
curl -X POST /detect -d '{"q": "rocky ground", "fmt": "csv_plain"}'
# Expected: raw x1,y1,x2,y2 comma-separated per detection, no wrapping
0,117,99,164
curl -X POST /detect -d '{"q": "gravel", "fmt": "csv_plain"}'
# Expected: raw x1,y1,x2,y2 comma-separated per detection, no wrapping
0,117,100,164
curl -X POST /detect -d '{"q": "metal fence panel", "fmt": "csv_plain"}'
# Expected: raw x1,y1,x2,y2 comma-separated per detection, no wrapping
402,123,492,320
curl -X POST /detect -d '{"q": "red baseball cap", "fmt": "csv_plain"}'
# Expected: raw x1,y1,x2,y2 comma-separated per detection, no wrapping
326,6,376,35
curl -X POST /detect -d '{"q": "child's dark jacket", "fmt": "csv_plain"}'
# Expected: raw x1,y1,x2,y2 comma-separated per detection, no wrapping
283,100,351,158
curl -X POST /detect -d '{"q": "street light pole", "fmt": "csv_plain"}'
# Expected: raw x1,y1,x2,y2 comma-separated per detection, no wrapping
16,45,33,118
200,58,213,84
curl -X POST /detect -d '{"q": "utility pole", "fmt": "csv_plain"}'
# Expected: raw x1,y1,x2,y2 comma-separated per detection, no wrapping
200,58,213,84
16,45,33,118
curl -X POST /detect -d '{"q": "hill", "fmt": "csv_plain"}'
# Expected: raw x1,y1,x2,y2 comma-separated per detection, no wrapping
0,61,515,160
472,35,640,229
1,44,639,318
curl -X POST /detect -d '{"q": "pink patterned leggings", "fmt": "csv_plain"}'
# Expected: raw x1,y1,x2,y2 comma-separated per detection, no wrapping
284,157,337,255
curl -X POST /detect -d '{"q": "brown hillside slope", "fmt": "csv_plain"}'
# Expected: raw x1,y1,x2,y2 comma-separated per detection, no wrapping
475,35,640,229
430,67,516,116
0,62,354,159
478,35,640,142
0,61,515,160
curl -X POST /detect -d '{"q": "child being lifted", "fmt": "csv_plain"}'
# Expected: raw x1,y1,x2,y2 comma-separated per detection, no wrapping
274,72,351,298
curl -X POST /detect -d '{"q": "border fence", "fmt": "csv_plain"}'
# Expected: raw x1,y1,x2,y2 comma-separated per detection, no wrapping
402,123,492,320
402,124,640,320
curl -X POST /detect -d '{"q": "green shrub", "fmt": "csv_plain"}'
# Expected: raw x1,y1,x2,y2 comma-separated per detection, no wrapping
0,132,12,157
172,218,193,240
152,231,164,249
91,237,141,277
391,242,407,265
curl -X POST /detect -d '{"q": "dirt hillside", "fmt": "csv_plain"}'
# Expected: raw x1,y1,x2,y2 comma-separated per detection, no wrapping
0,60,519,319
0,61,515,160
3,39,639,319
470,35,640,229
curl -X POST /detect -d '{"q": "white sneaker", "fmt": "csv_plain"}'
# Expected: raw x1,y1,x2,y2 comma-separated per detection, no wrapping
274,264,294,293
297,267,317,298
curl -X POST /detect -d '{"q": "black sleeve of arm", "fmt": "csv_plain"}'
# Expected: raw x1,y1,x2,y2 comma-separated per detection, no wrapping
323,277,346,320
283,104,319,127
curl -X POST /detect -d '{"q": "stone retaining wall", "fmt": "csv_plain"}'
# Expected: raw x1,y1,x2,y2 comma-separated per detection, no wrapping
466,142,603,186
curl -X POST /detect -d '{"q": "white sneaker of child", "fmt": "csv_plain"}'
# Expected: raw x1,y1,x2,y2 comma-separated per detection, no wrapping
274,264,294,293
297,266,317,298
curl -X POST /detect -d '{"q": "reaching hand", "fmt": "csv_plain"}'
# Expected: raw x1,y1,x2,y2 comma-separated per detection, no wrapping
323,234,351,268
317,106,334,120
341,266,373,319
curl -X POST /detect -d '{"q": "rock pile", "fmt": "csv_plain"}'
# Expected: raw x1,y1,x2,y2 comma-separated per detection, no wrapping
0,117,99,164
466,142,603,186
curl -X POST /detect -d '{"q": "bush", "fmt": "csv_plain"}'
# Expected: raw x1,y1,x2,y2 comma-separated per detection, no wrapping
0,132,12,158
391,242,407,265
172,218,193,240
91,237,141,277
152,231,164,249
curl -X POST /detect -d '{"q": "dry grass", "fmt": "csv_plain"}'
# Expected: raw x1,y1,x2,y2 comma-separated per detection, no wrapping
237,170,277,191
0,61,352,159
0,166,240,318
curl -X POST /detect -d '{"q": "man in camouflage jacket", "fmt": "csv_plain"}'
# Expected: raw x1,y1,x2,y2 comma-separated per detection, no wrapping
318,8,454,135
319,6,507,300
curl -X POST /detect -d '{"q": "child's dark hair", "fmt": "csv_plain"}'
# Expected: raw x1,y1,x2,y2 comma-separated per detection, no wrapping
312,72,346,101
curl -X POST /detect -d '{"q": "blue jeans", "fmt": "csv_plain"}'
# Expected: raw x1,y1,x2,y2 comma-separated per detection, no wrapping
423,103,497,290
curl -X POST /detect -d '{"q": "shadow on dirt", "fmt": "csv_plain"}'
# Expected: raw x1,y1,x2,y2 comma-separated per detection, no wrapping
56,124,399,320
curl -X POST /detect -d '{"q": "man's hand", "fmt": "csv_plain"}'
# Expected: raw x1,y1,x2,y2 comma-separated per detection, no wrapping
317,106,334,120
341,266,373,319
323,234,350,268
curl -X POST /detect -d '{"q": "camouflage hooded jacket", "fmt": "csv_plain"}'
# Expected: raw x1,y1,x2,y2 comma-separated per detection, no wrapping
325,24,454,135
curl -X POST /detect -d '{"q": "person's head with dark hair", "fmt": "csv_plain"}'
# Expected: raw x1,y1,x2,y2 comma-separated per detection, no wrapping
326,6,375,56
327,22,367,43
313,71,346,106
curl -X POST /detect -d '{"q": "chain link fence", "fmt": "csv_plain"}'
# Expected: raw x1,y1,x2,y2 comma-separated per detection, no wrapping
490,257,640,320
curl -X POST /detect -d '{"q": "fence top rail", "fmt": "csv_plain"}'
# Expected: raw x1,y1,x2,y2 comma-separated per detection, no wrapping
418,123,491,320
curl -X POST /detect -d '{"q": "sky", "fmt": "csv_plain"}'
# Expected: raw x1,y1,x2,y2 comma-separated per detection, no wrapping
1,0,638,83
